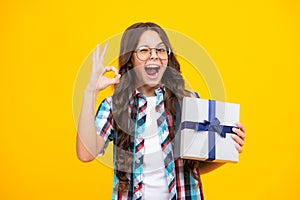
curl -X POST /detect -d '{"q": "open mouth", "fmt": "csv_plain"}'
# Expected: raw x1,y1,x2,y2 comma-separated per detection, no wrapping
145,65,160,76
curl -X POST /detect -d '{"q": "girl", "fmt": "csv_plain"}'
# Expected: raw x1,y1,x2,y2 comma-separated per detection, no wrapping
76,22,246,200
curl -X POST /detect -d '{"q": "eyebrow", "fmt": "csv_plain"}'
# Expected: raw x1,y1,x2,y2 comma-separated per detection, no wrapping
137,42,166,48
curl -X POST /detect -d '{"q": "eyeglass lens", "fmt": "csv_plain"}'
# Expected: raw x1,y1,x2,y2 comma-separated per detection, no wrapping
136,46,169,61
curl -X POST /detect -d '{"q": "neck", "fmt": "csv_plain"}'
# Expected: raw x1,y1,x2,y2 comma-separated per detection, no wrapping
137,84,160,97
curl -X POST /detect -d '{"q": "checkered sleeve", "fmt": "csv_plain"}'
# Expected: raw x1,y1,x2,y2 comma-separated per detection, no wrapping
95,96,114,156
175,159,203,199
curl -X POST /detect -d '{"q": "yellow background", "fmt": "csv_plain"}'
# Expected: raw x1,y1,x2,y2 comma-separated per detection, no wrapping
1,0,299,199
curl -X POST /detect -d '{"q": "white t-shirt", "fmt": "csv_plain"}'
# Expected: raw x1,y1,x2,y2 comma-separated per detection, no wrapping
142,96,169,200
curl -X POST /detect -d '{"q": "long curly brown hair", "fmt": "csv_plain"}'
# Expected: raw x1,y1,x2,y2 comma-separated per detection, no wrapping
112,22,200,192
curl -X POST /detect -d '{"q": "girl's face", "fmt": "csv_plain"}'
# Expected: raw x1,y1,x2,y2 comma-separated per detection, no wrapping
131,30,168,89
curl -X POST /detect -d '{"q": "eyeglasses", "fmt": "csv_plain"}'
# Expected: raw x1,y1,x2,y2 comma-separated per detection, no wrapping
135,45,171,61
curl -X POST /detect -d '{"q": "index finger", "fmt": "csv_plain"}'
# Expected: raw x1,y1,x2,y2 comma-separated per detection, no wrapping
236,122,246,133
104,66,120,76
99,43,108,62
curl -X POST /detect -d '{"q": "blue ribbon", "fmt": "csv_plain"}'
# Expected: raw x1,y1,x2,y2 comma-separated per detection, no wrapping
181,118,234,138
181,100,237,160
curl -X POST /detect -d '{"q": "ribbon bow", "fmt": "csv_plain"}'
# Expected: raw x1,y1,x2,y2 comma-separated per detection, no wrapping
183,117,235,138
206,117,226,137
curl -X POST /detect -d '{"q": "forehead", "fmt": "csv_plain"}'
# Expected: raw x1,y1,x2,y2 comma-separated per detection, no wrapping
137,30,163,47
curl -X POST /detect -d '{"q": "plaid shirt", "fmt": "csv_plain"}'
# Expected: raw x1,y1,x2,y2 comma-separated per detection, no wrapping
95,87,204,200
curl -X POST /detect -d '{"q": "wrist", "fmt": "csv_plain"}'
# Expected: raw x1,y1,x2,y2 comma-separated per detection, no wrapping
85,82,98,93
84,87,98,99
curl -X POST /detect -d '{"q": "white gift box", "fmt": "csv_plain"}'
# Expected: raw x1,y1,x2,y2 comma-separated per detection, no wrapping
174,97,240,162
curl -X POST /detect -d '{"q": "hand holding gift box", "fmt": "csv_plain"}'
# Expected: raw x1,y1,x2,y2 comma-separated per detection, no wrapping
174,97,244,162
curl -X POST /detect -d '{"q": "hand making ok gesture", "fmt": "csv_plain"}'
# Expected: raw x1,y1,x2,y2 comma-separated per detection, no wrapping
86,44,121,93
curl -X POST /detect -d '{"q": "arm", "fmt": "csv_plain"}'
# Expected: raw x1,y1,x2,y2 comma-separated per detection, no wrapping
76,89,105,162
76,44,121,162
198,162,225,174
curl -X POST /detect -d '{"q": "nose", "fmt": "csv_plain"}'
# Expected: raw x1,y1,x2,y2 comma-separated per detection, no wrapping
150,48,159,59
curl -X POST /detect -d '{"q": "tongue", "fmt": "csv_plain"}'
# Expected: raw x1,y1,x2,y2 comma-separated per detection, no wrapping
146,68,157,75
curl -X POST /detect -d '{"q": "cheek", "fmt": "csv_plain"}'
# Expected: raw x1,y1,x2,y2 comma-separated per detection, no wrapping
163,60,168,67
132,56,145,67
133,65,144,77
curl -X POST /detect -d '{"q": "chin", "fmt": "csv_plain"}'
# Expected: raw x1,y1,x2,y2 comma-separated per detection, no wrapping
144,81,160,88
142,74,164,88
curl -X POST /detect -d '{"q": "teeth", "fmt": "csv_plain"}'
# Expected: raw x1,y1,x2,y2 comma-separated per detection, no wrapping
145,65,160,73
145,66,159,69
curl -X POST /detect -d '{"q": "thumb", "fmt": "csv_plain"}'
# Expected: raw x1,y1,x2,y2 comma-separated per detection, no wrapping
105,74,121,86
